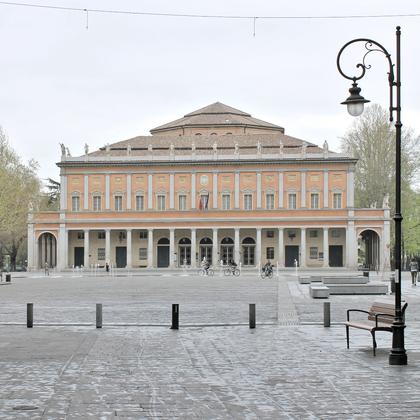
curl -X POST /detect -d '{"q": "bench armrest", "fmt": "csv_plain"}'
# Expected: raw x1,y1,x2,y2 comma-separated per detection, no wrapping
374,312,394,327
347,309,371,322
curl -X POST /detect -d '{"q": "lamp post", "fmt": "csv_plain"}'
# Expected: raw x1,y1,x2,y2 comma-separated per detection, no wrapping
337,26,407,365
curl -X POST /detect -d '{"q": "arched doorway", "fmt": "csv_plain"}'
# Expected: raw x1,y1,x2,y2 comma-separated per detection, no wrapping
199,237,213,264
220,237,234,265
359,230,380,271
157,238,170,267
178,237,191,267
38,232,57,269
242,237,255,266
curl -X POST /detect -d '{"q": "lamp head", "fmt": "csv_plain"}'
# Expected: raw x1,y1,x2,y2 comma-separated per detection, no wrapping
341,82,370,117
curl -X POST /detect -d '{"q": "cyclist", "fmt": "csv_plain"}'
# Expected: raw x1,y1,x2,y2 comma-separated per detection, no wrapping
263,260,273,276
201,257,210,275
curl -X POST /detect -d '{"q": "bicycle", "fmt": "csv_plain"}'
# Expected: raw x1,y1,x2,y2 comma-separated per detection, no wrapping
198,267,214,276
260,268,273,279
223,266,240,276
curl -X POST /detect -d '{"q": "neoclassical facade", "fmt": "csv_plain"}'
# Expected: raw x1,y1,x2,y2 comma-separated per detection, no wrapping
28,102,390,270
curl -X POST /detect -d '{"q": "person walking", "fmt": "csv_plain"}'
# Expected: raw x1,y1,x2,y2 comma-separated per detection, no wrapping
44,261,49,276
410,259,418,286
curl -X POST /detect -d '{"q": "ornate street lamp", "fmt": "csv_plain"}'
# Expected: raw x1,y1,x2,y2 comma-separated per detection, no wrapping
337,26,407,365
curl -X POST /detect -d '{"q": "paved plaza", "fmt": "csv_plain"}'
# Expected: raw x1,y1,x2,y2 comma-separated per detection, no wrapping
1,270,420,418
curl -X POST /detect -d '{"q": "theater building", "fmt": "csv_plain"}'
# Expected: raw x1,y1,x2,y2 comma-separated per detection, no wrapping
27,102,390,271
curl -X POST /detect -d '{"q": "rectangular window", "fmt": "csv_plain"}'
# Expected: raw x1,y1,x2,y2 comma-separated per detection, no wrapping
266,193,275,210
139,230,148,239
157,194,166,211
93,196,102,211
288,193,297,209
98,248,105,260
244,194,253,210
309,230,318,238
115,195,123,211
179,194,187,210
77,231,84,240
310,247,318,259
222,194,231,210
136,195,144,211
310,193,319,209
72,196,80,212
139,248,147,260
266,247,275,260
98,231,105,239
266,230,274,238
331,229,340,238
333,193,342,209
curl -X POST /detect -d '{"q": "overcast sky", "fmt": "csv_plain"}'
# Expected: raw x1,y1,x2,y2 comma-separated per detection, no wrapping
1,0,419,181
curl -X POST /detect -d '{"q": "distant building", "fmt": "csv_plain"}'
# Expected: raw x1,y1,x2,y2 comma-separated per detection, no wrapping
28,102,390,270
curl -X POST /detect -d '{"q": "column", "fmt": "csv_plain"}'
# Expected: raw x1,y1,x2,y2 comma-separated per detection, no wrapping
27,224,35,270
169,228,175,268
60,175,67,210
191,173,196,209
300,228,306,267
84,229,89,268
34,232,39,269
346,221,357,269
213,172,218,209
323,227,329,268
148,174,153,209
40,234,46,267
127,174,132,210
278,172,284,208
191,228,197,268
256,172,262,208
169,173,175,209
234,172,240,209
105,175,110,210
346,168,355,208
57,224,67,270
127,229,132,268
84,175,89,210
105,229,111,263
323,170,329,208
382,220,391,271
147,228,154,268
234,228,240,264
212,228,218,266
256,228,262,266
278,228,284,267
301,172,306,208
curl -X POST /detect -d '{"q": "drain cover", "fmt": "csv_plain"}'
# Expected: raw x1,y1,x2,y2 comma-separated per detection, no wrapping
13,405,38,411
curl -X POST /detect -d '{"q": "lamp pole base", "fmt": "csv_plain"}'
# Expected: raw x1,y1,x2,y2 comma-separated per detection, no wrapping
389,323,407,365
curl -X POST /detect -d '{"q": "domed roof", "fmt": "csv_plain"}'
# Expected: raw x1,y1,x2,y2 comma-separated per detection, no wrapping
150,102,284,135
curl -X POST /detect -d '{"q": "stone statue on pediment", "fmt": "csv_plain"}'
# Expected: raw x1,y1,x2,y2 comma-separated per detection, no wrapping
59,142,66,157
234,142,239,155
279,139,284,156
170,143,175,156
105,143,110,153
127,143,131,155
213,142,218,155
301,142,307,158
66,147,71,157
382,193,390,209
323,140,329,158
84,143,89,155
256,141,262,155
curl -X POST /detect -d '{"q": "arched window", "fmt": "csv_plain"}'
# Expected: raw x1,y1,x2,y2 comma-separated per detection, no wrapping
200,237,212,245
179,237,191,245
158,238,170,245
221,237,234,245
242,237,255,244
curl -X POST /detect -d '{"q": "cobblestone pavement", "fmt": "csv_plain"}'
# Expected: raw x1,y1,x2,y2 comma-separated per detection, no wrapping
1,271,420,419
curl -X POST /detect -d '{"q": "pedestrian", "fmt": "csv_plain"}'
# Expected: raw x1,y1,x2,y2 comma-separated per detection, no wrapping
410,259,418,286
44,261,49,276
105,260,110,273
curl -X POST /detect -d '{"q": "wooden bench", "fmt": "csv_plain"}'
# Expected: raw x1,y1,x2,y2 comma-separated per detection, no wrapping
345,300,408,356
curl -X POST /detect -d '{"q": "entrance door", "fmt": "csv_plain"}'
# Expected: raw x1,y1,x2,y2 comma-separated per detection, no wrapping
220,246,234,265
116,247,127,268
179,246,191,266
285,246,299,267
200,246,212,265
157,246,170,267
329,245,343,267
74,247,84,267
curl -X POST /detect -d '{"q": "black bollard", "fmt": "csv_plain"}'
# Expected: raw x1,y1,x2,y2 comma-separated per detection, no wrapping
323,302,331,327
96,304,102,329
27,303,33,328
5,273,11,283
249,303,256,329
171,304,179,330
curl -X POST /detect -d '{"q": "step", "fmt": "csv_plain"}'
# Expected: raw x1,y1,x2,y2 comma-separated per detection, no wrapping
298,276,311,284
309,285,330,298
327,282,388,295
322,276,369,285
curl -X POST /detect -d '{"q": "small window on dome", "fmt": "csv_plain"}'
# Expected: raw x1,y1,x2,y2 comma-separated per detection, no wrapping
211,133,217,136
195,133,202,136
226,132,232,135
